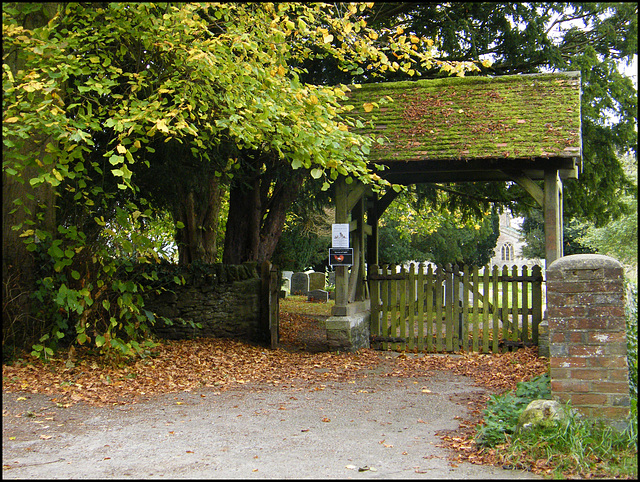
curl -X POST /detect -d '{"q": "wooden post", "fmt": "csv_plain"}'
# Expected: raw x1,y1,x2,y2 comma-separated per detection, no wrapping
544,170,563,265
260,260,272,344
511,264,519,345
367,194,379,269
444,264,453,351
491,265,500,353
368,189,398,273
370,264,381,338
425,265,434,352
501,265,509,350
462,265,470,351
472,267,480,353
269,264,279,348
407,263,416,351
532,265,543,344
417,263,425,352
381,265,390,349
435,267,444,352
349,195,367,302
333,177,349,314
349,196,363,302
522,265,530,344
482,267,490,354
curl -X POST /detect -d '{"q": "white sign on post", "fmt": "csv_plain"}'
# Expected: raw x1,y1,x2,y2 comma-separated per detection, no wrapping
331,223,350,248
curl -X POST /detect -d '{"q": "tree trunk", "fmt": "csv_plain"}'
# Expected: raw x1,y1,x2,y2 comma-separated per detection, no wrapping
174,179,223,265
223,168,304,264
3,4,60,350
140,138,226,266
3,168,57,350
256,174,305,261
222,177,262,264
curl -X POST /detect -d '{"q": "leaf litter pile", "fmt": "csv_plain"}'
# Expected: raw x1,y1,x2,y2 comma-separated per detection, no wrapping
3,305,548,471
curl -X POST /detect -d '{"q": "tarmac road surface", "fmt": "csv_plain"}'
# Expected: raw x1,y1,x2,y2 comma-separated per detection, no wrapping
3,369,542,479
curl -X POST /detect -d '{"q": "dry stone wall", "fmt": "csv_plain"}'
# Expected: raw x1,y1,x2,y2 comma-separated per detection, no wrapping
134,262,267,344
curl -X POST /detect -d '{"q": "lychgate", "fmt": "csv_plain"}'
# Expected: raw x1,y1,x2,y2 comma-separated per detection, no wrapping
327,72,582,352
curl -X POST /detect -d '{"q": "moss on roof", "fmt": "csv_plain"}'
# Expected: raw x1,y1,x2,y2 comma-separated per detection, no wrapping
345,72,582,163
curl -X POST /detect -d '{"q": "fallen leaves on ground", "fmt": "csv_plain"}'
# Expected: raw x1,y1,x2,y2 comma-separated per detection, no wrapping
384,345,548,393
2,338,382,406
2,310,548,430
427,348,550,475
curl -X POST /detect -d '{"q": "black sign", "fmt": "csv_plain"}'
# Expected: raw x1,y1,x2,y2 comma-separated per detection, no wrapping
329,248,353,266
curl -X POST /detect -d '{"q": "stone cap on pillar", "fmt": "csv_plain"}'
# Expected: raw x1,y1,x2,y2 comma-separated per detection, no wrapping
547,254,623,271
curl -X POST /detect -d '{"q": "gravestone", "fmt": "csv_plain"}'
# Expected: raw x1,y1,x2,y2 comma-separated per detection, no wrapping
291,271,310,295
282,271,293,283
281,277,290,293
308,272,326,291
327,271,336,287
308,289,329,303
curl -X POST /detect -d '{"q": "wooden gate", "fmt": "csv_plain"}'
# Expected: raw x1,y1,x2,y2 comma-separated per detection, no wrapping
261,261,280,349
369,263,543,353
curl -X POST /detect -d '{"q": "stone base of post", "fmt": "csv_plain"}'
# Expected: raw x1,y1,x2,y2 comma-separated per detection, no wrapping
326,312,370,352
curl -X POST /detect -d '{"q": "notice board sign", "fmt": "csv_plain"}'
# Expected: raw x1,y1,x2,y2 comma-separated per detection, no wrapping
329,248,353,266
331,223,349,248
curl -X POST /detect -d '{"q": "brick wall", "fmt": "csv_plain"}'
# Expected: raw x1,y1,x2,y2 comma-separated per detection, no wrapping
546,254,630,427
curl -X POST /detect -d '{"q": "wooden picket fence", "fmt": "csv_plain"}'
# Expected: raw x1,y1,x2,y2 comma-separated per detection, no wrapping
369,263,543,353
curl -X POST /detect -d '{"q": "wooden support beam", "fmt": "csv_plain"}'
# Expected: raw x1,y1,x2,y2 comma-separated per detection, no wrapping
348,197,361,302
348,242,361,303
506,171,544,207
349,219,372,236
544,170,563,265
347,182,368,212
374,189,400,221
356,196,367,300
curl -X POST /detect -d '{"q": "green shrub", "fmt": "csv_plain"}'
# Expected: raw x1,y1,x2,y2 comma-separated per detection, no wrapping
475,373,551,448
502,400,637,478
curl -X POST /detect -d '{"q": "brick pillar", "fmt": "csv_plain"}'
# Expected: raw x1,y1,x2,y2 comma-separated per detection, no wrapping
546,254,630,428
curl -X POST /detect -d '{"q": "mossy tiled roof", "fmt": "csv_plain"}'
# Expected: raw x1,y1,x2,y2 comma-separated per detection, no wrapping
346,72,582,167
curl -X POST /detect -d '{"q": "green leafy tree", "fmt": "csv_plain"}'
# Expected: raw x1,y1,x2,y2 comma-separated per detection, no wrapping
519,209,596,259
576,154,638,274
271,214,332,273
271,178,335,272
3,3,478,357
378,218,425,266
413,207,500,268
579,211,638,270
377,192,500,267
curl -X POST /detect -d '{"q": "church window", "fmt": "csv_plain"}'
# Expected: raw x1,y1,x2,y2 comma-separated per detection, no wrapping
501,242,514,261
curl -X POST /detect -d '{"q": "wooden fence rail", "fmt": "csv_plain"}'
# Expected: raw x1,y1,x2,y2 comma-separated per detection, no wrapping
369,263,543,354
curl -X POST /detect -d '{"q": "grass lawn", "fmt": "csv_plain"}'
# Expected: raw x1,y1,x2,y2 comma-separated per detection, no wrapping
280,294,334,317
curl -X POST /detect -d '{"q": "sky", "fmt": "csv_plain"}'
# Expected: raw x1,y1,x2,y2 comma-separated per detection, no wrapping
623,55,638,88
